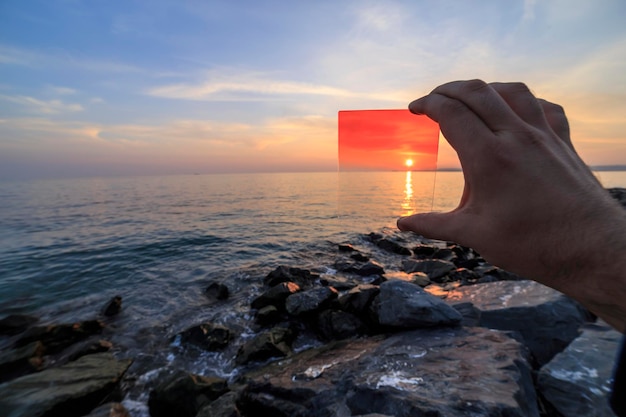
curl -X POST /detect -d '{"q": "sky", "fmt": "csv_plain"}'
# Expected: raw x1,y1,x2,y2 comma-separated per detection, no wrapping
1,0,625,180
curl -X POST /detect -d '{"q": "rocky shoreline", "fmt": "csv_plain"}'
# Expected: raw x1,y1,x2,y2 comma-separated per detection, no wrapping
1,187,624,417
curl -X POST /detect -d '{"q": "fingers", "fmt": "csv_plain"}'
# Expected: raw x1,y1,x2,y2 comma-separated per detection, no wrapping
411,80,526,133
489,82,550,130
397,212,464,244
538,99,574,150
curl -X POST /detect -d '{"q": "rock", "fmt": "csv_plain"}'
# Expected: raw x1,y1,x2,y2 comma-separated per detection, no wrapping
431,247,456,261
338,284,379,316
337,243,357,252
204,282,230,301
401,259,455,281
411,244,437,257
350,252,370,262
445,280,587,365
235,327,295,365
66,339,113,361
285,287,338,316
84,402,130,417
450,302,482,327
375,280,462,328
255,305,281,326
0,341,45,383
101,295,122,317
316,310,368,341
240,327,539,417
196,391,241,417
538,322,621,417
14,320,105,354
354,261,385,277
409,272,430,287
148,370,229,417
263,266,318,289
0,314,38,335
319,275,356,290
251,282,301,310
447,267,478,284
0,352,132,417
178,323,232,351
375,238,412,255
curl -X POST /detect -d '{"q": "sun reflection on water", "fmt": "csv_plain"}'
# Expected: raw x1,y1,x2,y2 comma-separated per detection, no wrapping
401,170,414,216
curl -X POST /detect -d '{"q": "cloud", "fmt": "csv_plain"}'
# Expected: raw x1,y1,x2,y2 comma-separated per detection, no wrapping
45,85,78,95
145,69,398,102
0,94,84,114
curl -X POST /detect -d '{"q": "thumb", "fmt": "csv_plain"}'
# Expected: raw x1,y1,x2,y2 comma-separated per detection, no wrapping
397,211,461,243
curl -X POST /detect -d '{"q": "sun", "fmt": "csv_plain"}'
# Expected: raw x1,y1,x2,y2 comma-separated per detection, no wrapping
405,158,414,168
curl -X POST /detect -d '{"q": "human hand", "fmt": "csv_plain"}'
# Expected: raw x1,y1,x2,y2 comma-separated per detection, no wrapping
397,80,626,332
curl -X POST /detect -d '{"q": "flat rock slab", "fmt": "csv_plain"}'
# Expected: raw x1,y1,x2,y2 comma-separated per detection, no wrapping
444,280,587,365
538,322,621,417
240,327,539,417
0,352,132,417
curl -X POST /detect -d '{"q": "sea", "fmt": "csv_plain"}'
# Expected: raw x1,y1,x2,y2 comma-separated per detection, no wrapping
1,170,624,413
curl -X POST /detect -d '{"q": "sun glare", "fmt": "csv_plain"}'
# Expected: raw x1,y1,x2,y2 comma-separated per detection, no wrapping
405,158,414,168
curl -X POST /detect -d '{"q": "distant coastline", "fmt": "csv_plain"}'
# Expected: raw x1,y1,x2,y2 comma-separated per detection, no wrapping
590,165,626,172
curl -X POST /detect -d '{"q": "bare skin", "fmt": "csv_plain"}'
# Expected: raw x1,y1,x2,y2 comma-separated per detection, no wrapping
397,80,626,333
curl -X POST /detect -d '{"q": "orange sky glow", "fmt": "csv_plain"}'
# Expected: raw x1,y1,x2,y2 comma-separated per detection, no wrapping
338,110,440,171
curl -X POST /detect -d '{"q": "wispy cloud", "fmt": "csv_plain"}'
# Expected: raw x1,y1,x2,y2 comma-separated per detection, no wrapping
0,94,84,114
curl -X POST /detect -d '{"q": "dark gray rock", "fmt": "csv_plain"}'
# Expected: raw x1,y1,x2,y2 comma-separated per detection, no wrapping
451,302,482,327
538,322,621,417
178,322,232,351
350,252,370,262
316,309,368,340
0,341,44,383
285,287,338,316
264,266,319,289
337,243,357,252
240,327,539,417
319,275,356,290
148,370,228,417
375,279,462,328
14,320,105,354
251,282,301,310
0,314,38,335
0,352,132,417
411,244,437,257
197,391,241,417
401,259,455,281
204,282,230,301
84,402,130,417
254,305,281,326
444,280,587,365
66,339,113,361
338,284,379,316
101,295,122,317
375,238,412,255
354,261,385,277
235,327,295,365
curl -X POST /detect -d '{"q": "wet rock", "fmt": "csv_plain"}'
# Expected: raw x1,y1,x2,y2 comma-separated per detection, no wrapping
375,280,462,328
319,275,355,290
338,284,379,316
409,272,430,287
101,295,122,317
337,243,357,252
450,302,482,327
375,238,412,255
401,259,455,281
255,305,281,326
538,322,621,417
178,322,232,351
264,266,319,289
148,370,229,417
285,287,338,316
66,339,113,361
316,309,368,341
197,391,241,417
84,402,130,417
350,252,370,262
0,352,132,417
14,320,105,354
251,282,301,310
447,267,478,284
204,282,230,301
354,261,385,277
411,244,437,258
240,327,539,417
0,341,45,383
432,247,456,261
445,280,587,365
235,327,295,365
0,314,38,335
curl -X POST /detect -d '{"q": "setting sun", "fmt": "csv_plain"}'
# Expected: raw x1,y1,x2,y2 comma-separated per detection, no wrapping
405,158,414,168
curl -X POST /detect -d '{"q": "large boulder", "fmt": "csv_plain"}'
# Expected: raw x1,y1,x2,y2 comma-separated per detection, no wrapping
285,287,338,316
148,370,229,417
538,322,621,417
374,279,462,328
445,280,587,365
239,327,539,417
235,327,295,365
0,352,132,417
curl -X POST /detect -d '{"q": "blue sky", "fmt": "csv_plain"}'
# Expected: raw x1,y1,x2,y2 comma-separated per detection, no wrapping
1,0,625,179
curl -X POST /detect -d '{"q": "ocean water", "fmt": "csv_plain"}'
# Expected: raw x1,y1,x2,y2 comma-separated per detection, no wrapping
0,170,624,411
